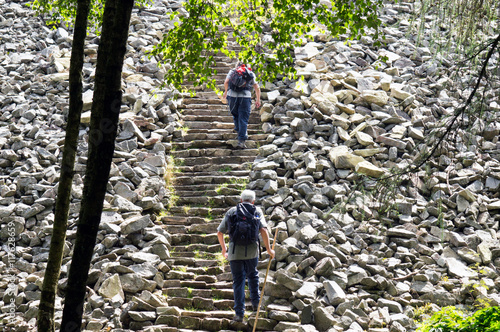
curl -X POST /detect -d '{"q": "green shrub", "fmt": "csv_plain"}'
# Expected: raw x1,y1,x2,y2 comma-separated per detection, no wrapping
417,306,500,332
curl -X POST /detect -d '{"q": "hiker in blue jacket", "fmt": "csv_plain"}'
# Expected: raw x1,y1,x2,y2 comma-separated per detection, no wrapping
217,190,275,322
223,63,261,150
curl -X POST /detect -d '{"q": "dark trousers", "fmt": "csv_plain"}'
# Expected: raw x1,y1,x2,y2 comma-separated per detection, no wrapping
229,257,260,316
227,96,251,142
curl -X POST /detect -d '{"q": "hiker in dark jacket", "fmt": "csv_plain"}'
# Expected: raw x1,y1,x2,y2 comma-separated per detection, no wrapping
217,190,275,322
223,63,261,149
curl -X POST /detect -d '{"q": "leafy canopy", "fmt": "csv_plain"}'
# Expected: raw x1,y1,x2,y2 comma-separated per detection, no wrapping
30,0,151,30
31,0,385,92
151,0,384,92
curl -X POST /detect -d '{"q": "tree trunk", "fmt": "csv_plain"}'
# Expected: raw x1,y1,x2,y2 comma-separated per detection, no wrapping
60,0,134,331
37,1,91,331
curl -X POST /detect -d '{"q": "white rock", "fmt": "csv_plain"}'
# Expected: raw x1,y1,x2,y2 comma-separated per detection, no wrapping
98,274,125,304
311,81,334,95
330,114,351,130
324,280,346,305
361,90,389,106
441,247,478,278
295,43,320,60
379,49,401,63
295,282,319,299
267,90,280,102
120,215,151,235
329,146,365,169
487,200,500,210
390,85,412,100
355,131,374,146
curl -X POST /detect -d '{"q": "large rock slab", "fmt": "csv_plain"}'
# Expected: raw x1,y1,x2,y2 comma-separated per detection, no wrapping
329,146,365,169
98,274,125,304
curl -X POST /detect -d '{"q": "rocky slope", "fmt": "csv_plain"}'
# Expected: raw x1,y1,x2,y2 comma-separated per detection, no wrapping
0,0,499,331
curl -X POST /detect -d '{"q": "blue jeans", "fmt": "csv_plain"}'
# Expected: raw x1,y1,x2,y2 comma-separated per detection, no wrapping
229,258,260,316
227,96,251,142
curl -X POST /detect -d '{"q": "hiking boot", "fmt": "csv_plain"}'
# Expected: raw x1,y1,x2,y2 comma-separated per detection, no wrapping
235,141,247,149
232,315,243,322
252,304,259,312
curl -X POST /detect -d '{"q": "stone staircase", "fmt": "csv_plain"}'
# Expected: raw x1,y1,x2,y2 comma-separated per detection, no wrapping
157,50,274,331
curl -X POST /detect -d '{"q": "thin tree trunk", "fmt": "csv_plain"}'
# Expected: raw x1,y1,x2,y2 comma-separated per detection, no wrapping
37,1,91,331
60,0,134,331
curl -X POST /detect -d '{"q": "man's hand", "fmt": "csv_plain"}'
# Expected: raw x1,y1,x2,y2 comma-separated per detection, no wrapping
254,83,261,109
268,248,275,259
217,231,228,259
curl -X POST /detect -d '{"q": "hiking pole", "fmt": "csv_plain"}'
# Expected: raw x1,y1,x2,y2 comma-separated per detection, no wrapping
252,228,278,332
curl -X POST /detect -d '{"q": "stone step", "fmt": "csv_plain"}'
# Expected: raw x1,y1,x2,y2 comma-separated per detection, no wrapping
182,75,229,86
171,147,258,158
166,257,220,268
176,163,254,173
175,188,242,198
189,221,221,234
177,128,263,136
170,243,209,252
180,103,226,110
181,83,225,91
173,139,261,150
161,215,223,226
202,53,240,61
170,233,219,245
179,155,257,166
166,224,189,234
163,222,221,234
182,91,220,99
160,215,208,226
173,132,267,143
154,312,245,330
182,114,260,124
167,192,263,210
163,279,234,291
155,312,251,331
175,195,239,209
180,109,261,118
173,184,246,196
182,121,261,130
164,293,261,309
212,66,232,74
174,174,248,185
173,170,250,178
182,98,225,105
141,318,236,331
166,265,224,277
165,297,239,311
167,206,227,217
164,288,234,301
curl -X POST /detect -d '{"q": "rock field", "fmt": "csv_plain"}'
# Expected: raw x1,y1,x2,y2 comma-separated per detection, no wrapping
0,0,499,331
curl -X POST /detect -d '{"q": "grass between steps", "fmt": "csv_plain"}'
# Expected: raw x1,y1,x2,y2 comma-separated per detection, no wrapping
215,178,249,195
213,252,226,268
193,250,216,260
158,155,186,218
205,207,214,221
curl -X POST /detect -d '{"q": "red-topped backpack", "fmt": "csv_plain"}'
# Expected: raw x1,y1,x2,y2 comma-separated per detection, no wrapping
228,64,253,92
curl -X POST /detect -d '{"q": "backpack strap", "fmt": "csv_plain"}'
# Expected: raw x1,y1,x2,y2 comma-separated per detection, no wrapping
230,208,237,255
258,237,261,259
